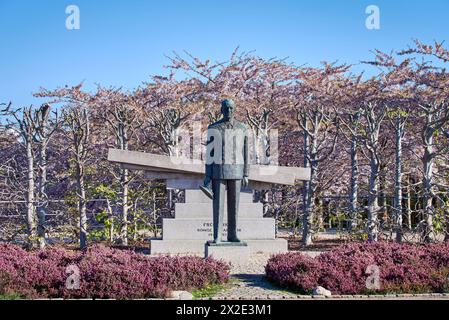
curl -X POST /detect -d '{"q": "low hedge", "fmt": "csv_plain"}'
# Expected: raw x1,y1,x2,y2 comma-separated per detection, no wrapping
0,244,230,299
265,242,449,295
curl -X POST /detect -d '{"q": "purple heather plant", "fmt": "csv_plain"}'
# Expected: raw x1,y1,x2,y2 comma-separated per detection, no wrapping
265,242,449,295
0,243,230,299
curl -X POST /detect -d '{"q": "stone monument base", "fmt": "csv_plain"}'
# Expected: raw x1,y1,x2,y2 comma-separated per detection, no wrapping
150,238,287,255
149,189,288,256
205,241,250,265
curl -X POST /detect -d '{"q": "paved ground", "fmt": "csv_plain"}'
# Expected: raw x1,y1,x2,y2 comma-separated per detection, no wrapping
210,252,318,300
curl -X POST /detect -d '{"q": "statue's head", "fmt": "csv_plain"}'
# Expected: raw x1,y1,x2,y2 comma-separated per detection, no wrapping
221,99,235,121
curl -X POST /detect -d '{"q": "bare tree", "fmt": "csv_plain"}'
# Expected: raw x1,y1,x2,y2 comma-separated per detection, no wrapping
246,108,272,165
100,92,143,246
207,109,222,124
387,108,409,242
143,107,190,211
341,101,388,242
144,108,189,156
338,108,362,230
0,103,57,247
246,108,274,213
418,101,449,242
63,107,91,248
34,104,60,248
297,102,339,245
360,102,387,242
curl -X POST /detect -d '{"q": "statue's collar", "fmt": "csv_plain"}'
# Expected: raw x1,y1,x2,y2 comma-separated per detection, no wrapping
222,119,236,127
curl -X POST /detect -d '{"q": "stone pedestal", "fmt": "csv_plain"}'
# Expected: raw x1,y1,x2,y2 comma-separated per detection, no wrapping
205,241,250,266
150,189,288,255
107,149,309,257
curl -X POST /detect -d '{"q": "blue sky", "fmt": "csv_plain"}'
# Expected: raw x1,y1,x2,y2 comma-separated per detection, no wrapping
0,0,448,106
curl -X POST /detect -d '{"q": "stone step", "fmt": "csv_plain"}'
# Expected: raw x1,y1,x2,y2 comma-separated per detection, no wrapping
150,239,288,255
174,202,263,219
185,189,254,203
162,218,275,240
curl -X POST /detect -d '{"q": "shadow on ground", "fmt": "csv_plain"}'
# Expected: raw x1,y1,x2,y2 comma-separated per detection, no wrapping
232,274,282,290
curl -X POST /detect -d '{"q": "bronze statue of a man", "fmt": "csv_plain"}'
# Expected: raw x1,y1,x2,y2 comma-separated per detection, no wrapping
203,99,250,244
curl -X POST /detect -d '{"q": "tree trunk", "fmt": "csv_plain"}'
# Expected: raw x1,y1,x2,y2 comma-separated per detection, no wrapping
37,143,47,248
379,173,388,224
394,119,403,242
77,165,88,249
422,118,435,243
118,120,130,246
349,135,359,230
367,156,380,242
106,199,114,243
26,139,37,247
120,165,129,246
422,143,435,242
152,190,158,237
301,118,312,245
262,190,269,216
302,134,317,246
133,200,138,242
445,204,449,242
405,177,412,230
167,144,176,214
316,197,324,231
304,160,317,245
260,130,271,215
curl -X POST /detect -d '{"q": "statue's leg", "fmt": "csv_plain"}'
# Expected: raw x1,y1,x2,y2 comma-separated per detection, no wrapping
212,179,225,243
227,179,241,242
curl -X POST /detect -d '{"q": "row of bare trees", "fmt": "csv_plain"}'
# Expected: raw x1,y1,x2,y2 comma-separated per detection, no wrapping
1,40,449,248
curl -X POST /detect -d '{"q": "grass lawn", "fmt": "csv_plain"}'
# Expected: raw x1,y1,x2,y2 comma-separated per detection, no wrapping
191,278,239,299
0,293,22,300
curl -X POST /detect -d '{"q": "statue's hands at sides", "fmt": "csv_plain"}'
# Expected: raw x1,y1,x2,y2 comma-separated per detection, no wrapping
203,175,212,187
242,176,249,188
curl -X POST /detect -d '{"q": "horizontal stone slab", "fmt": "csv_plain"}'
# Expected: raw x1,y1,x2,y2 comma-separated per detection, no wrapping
166,178,203,190
108,148,310,185
205,243,250,266
166,178,272,190
174,203,263,219
185,190,253,203
150,239,288,255
161,218,275,240
242,239,288,254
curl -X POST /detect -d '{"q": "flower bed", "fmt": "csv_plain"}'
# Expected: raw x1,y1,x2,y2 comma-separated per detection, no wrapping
0,244,230,299
265,242,449,295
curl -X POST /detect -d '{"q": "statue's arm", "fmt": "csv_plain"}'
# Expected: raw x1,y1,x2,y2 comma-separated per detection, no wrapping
204,128,213,182
243,126,249,177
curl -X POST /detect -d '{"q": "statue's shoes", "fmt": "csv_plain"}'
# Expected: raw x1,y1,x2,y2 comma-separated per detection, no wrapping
227,237,241,243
